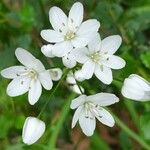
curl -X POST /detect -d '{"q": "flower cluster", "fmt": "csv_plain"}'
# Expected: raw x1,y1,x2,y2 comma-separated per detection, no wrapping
1,1,150,145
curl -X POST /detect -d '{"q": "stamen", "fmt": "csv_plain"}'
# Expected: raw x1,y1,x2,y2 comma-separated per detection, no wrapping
16,73,20,76
64,31,76,41
89,52,100,63
100,65,103,72
71,18,74,23
62,22,65,26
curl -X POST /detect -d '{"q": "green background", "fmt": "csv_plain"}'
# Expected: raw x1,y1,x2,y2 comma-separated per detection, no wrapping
0,0,150,149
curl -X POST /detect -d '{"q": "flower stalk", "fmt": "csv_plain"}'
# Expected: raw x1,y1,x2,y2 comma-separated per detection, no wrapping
112,112,150,150
37,68,70,118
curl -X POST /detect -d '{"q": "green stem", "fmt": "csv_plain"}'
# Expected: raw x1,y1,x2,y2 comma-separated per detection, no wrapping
37,68,70,118
47,93,76,150
112,112,150,150
76,80,84,94
124,100,140,131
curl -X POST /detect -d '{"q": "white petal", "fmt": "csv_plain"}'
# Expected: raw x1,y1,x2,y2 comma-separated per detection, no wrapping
22,117,45,145
80,60,95,79
121,74,150,101
143,92,150,100
15,48,35,67
94,65,112,84
88,33,101,51
1,66,26,79
79,109,96,136
101,35,122,55
71,36,90,48
62,54,76,68
121,76,150,101
49,68,62,81
31,59,46,72
70,95,86,109
95,107,115,127
129,74,150,91
28,79,42,105
72,106,83,128
103,55,126,69
73,47,89,63
121,83,145,101
41,44,55,58
72,19,100,48
7,76,30,97
74,70,86,81
39,71,53,90
49,6,67,31
68,2,83,31
77,19,100,36
52,41,73,57
40,30,64,43
66,72,76,84
86,93,119,106
15,48,45,72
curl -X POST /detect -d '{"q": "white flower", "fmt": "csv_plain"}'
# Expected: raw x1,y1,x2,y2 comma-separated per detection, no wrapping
70,93,119,136
1,48,53,105
66,72,84,94
121,74,150,101
40,2,100,68
73,34,126,84
22,117,45,145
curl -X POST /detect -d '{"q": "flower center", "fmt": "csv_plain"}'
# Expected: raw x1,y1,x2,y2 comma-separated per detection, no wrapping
16,68,38,79
89,52,101,63
64,31,76,41
84,102,103,118
28,69,38,79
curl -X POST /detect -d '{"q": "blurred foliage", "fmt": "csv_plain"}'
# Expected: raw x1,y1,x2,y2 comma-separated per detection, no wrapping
0,0,150,150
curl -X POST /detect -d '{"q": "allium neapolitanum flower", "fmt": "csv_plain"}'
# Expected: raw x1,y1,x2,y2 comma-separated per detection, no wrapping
1,48,62,105
122,74,150,101
41,2,100,68
73,34,126,84
70,93,119,136
22,117,45,145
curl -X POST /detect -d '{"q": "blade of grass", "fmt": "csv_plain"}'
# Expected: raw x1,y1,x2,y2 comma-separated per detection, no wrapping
47,93,76,150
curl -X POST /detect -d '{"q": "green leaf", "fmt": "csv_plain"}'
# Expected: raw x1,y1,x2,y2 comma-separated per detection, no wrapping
140,51,150,69
119,131,133,150
140,113,150,140
0,114,14,138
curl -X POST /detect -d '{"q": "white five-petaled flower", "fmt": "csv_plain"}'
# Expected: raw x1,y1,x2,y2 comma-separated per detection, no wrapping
1,48,59,105
22,117,45,145
70,93,119,136
121,74,150,101
40,2,100,68
73,34,126,84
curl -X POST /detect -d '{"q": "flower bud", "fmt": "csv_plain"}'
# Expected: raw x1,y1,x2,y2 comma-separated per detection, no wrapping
49,68,62,81
22,117,46,145
121,74,150,101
